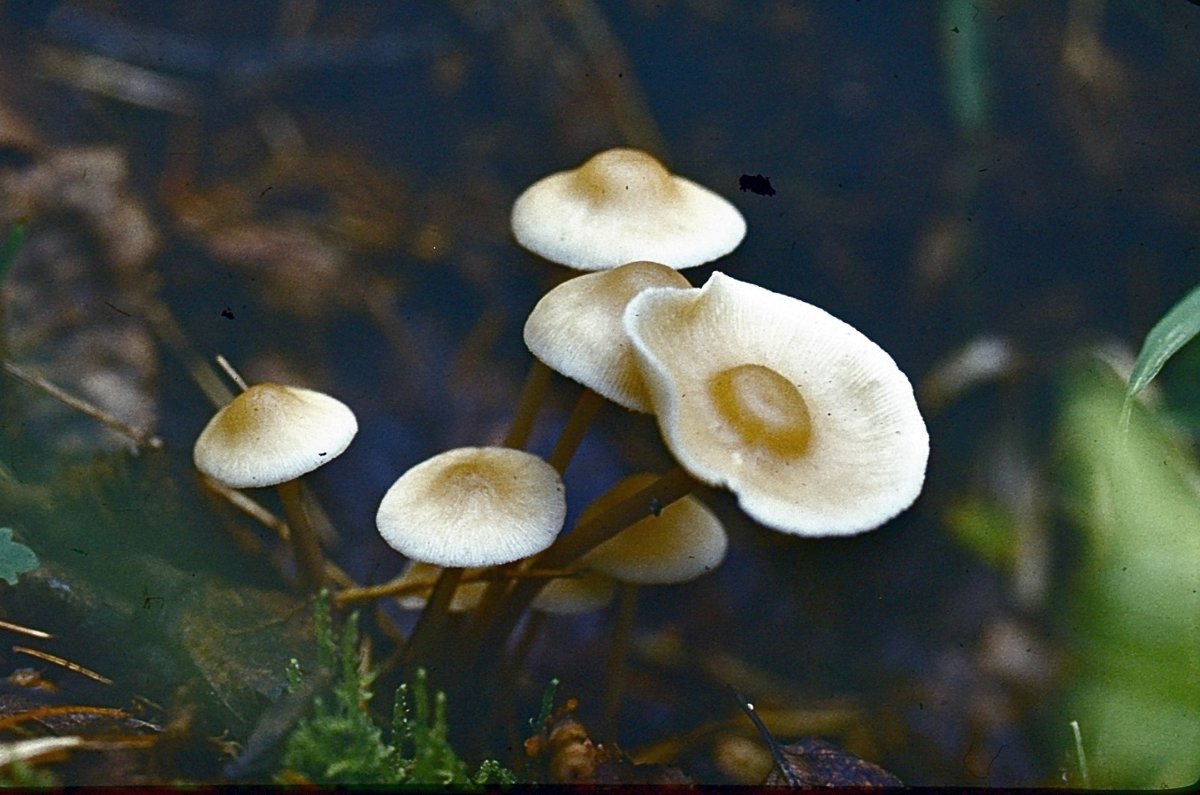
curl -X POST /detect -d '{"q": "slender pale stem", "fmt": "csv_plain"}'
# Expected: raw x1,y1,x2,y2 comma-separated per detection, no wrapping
601,582,639,738
276,478,326,591
546,387,606,475
503,359,552,449
466,466,699,666
403,566,464,668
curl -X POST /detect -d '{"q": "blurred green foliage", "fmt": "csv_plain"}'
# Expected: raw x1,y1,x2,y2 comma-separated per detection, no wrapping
943,496,1017,572
1123,282,1200,425
0,220,25,280
1058,359,1200,788
0,527,38,585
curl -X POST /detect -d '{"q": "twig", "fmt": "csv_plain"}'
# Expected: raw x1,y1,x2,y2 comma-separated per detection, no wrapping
12,646,113,685
1,359,163,451
0,619,53,640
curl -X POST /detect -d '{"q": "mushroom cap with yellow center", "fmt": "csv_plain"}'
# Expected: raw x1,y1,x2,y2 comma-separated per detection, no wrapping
376,446,566,567
523,260,692,412
511,148,746,271
624,272,928,536
193,382,358,488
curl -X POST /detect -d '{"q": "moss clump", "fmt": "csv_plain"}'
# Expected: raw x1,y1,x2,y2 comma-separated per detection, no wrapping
277,591,516,786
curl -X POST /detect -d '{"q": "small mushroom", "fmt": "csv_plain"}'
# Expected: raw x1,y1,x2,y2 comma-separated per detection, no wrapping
531,571,617,615
624,272,928,536
193,382,358,588
389,561,489,612
511,148,746,271
581,473,727,584
524,261,692,414
375,446,567,567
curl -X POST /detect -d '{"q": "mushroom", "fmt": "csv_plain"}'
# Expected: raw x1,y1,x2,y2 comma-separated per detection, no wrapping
522,260,692,473
576,472,727,732
375,446,566,567
376,446,566,663
193,382,358,588
511,148,746,271
624,272,928,536
524,261,691,414
389,561,489,612
581,473,727,584
531,571,616,615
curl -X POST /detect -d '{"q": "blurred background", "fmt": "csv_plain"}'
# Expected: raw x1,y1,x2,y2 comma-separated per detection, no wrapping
1,0,1198,786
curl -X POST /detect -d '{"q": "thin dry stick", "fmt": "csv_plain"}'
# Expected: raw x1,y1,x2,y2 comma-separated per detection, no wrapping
0,619,53,640
12,646,113,685
1,359,163,451
144,300,233,409
215,354,249,391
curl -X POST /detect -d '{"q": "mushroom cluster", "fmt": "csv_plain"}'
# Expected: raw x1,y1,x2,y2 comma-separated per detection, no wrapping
190,146,928,686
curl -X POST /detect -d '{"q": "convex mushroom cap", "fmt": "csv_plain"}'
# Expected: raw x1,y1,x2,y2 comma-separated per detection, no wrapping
581,473,727,584
524,261,691,412
376,446,566,568
511,148,746,271
193,383,358,488
532,571,616,615
625,272,929,536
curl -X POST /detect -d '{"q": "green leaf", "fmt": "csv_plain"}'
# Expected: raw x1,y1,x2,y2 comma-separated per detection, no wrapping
1123,282,1200,424
0,527,39,584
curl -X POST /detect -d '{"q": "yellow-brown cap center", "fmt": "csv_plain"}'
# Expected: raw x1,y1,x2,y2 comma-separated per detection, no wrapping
708,364,813,457
576,149,674,203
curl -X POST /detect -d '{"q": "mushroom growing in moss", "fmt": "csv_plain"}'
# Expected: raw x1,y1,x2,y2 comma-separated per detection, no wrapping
624,272,928,536
511,148,746,271
193,382,358,588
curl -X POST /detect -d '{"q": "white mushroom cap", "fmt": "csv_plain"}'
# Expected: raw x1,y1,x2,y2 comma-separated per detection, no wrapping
624,272,929,536
193,383,358,488
511,148,746,271
531,571,616,615
524,261,692,412
581,473,727,584
376,446,566,567
391,561,488,612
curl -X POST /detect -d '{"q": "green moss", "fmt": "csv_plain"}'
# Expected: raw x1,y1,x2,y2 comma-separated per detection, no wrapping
277,590,517,786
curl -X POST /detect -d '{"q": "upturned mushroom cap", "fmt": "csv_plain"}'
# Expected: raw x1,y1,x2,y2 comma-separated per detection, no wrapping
624,272,929,536
580,473,727,583
524,261,691,412
531,571,616,615
376,446,566,567
511,148,746,271
193,382,358,488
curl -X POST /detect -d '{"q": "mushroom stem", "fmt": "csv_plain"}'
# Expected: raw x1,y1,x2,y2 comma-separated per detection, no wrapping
465,466,699,666
546,387,606,474
403,566,464,668
504,359,552,449
601,582,639,739
276,478,326,591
